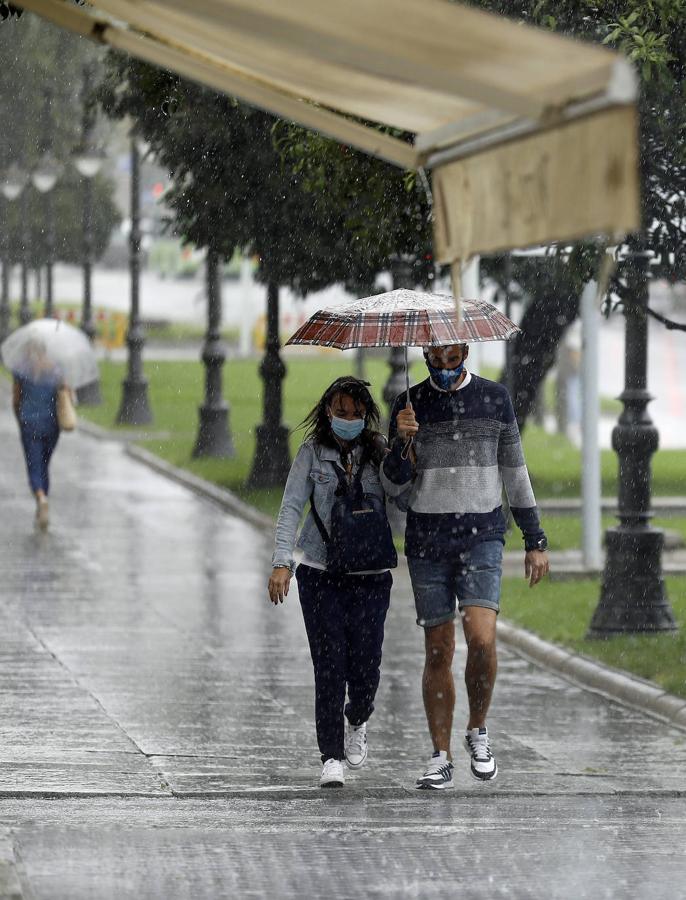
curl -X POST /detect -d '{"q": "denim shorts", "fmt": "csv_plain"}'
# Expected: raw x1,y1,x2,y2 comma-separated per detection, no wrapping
407,540,504,628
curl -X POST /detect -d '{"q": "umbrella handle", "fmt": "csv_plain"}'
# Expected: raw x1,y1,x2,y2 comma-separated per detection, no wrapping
401,344,414,460
405,345,410,406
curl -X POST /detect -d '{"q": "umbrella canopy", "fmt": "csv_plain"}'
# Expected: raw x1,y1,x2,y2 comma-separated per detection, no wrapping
286,289,519,351
1,319,99,390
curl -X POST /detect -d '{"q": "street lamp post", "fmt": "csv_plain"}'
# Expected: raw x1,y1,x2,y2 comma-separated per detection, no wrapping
588,251,677,636
32,88,60,319
1,165,27,334
192,248,234,458
247,280,291,488
19,184,31,326
116,136,152,425
4,163,33,327
74,65,104,405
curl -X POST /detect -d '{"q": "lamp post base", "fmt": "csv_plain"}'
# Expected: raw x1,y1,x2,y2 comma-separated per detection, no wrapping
77,379,102,406
588,527,677,637
247,424,291,488
192,405,234,458
116,378,152,426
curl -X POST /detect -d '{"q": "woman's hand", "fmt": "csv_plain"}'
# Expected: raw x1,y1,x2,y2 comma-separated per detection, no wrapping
268,567,292,604
396,403,419,440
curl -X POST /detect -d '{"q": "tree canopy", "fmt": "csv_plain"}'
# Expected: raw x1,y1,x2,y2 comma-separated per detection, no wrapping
0,13,120,267
276,123,434,290
99,55,398,295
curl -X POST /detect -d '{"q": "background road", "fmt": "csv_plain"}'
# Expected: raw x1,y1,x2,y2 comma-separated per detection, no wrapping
13,264,686,448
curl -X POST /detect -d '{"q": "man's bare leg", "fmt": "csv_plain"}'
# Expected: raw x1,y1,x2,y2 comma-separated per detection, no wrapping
460,606,497,729
422,621,456,757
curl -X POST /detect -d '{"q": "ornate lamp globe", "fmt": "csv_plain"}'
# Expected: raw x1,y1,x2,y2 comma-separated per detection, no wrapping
1,163,27,200
32,153,61,193
73,146,105,179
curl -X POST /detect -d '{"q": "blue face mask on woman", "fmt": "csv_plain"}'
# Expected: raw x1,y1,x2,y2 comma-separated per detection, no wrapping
330,415,365,441
426,360,465,390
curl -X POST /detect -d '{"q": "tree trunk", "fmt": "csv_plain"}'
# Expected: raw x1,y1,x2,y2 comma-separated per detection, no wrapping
506,289,579,431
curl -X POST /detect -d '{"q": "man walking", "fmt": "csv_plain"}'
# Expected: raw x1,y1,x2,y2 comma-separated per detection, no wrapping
381,343,549,789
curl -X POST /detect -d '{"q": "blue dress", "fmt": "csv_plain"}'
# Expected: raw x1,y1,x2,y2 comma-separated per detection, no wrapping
14,368,62,494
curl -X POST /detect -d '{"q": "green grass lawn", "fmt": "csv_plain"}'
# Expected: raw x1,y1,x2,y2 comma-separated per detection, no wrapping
80,356,430,518
522,425,686,498
502,575,686,698
80,357,686,520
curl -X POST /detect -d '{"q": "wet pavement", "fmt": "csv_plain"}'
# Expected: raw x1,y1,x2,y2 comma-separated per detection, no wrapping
1,402,685,899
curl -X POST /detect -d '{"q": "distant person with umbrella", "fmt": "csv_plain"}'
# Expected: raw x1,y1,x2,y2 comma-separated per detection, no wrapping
268,376,397,788
382,341,549,790
2,319,97,530
10,337,66,529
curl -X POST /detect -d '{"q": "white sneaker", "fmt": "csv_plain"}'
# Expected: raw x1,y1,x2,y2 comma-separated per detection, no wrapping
345,721,368,769
464,727,497,782
320,758,345,788
415,751,454,790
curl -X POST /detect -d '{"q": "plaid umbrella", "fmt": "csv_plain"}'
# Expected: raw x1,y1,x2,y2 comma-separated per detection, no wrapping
286,289,519,350
287,289,519,407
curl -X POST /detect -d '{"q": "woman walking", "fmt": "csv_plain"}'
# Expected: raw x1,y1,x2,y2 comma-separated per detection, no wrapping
268,376,397,787
12,338,66,530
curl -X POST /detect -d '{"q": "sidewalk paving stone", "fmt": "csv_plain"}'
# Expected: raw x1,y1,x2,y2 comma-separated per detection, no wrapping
1,404,686,898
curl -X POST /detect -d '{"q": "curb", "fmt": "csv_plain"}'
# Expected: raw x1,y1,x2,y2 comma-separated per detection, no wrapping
125,444,275,531
76,418,115,440
497,620,686,732
77,417,175,443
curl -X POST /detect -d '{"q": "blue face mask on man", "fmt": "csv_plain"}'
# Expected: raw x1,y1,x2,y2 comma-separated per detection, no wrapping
330,415,365,441
426,360,465,390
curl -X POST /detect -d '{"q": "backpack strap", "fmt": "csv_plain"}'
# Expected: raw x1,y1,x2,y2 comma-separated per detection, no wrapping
308,441,333,543
309,490,330,545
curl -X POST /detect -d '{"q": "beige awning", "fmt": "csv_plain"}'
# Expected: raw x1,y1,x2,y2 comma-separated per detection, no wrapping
18,0,640,264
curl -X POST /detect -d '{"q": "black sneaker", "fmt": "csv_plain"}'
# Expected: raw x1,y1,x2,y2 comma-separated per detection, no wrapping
415,751,454,790
464,727,497,782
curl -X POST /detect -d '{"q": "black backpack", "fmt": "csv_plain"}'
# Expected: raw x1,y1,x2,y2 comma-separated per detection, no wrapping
310,451,397,575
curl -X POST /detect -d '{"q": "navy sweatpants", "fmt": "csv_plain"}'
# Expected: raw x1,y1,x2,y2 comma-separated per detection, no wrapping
296,564,392,762
19,424,59,494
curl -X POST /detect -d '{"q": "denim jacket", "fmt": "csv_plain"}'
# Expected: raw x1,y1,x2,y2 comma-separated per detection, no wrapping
272,437,387,570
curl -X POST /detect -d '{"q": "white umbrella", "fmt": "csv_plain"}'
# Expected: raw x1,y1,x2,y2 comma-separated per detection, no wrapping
1,318,98,389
